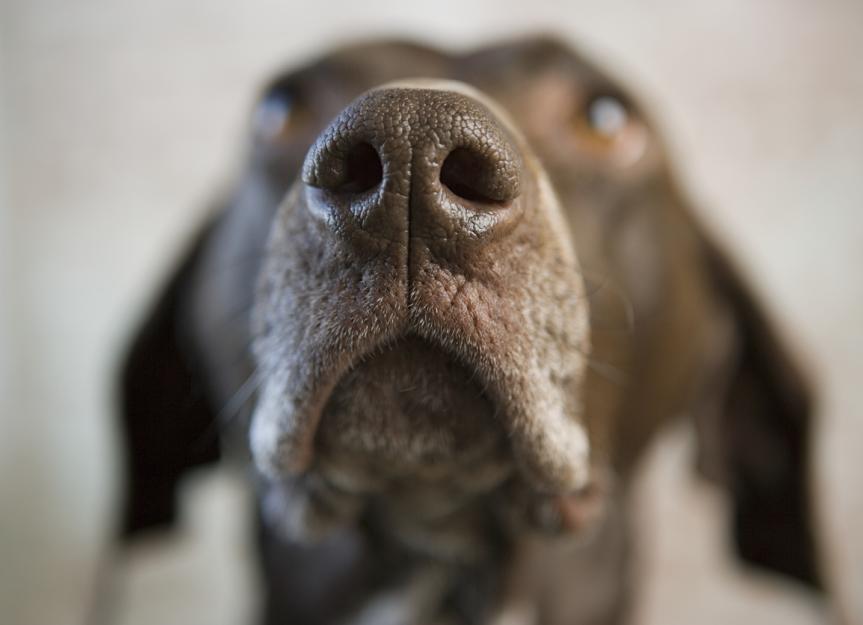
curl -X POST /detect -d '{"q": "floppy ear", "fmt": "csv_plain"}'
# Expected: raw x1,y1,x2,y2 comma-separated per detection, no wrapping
118,222,221,538
697,237,823,590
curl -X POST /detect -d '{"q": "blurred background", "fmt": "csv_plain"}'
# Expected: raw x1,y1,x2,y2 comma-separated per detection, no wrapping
1,0,861,624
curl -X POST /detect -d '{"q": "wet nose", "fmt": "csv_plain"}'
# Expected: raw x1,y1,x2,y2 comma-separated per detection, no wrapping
301,86,524,244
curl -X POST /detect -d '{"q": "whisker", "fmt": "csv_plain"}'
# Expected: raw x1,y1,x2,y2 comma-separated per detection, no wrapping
585,357,627,386
580,270,636,334
218,367,263,424
203,298,256,335
190,362,262,452
191,249,268,292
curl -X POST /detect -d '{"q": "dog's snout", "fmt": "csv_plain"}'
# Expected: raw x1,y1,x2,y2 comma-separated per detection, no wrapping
302,86,523,243
254,81,592,501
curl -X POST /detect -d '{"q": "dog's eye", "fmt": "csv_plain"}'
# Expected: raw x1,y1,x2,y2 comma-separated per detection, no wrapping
253,89,299,142
572,94,647,166
586,96,629,138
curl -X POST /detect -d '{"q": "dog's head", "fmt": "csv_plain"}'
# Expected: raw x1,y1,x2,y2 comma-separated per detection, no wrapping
247,39,659,543
119,37,823,588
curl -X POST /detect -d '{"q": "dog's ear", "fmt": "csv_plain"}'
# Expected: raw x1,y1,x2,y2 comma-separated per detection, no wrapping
118,221,221,538
697,235,823,590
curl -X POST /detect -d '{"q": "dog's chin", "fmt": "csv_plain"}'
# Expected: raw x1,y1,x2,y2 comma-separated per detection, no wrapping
313,334,514,493
253,328,610,550
256,333,519,550
259,333,610,553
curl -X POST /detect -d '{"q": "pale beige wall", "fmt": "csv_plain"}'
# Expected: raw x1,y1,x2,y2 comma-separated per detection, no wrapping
1,1,861,624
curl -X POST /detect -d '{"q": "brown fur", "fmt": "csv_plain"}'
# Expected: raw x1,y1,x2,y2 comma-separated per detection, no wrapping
118,37,825,625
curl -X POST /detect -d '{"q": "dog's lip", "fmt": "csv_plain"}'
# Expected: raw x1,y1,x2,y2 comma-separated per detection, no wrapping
251,288,592,496
314,332,509,474
251,282,592,498
251,326,497,477
328,330,481,392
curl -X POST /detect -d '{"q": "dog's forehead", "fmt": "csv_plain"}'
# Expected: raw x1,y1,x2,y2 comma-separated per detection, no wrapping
267,37,616,111
313,40,451,82
264,40,450,107
458,37,613,89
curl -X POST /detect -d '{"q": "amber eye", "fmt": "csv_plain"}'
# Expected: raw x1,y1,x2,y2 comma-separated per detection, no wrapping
572,94,647,165
253,89,298,142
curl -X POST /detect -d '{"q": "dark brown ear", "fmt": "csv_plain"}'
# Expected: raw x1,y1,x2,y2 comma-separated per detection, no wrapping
699,238,823,590
118,221,221,538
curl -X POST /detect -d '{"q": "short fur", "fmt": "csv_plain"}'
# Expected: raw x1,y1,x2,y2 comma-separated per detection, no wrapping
118,37,825,625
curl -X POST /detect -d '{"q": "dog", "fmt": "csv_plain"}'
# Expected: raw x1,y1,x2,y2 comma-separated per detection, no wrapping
118,37,825,624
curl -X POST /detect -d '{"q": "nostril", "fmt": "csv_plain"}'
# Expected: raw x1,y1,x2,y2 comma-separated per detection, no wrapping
440,148,513,206
339,142,383,193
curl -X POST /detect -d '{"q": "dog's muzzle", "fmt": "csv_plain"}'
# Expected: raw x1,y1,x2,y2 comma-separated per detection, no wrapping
250,81,593,508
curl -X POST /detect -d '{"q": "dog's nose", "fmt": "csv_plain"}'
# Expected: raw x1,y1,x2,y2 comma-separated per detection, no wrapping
302,86,524,245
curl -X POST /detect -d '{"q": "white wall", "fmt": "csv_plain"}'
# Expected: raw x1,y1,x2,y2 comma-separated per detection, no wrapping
2,1,861,624
0,32,21,623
